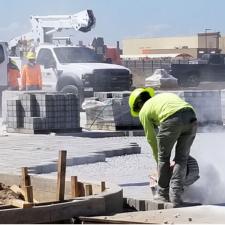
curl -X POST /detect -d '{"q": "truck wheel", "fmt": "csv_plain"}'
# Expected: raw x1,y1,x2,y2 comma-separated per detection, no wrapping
61,85,84,106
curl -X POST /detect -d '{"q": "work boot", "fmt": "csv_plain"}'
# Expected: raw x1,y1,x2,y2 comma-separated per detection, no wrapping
153,194,169,203
170,196,183,208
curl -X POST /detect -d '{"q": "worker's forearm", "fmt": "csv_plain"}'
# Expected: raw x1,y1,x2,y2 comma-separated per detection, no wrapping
148,138,158,164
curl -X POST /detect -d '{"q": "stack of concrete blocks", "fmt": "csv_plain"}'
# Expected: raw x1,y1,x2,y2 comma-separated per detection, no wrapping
20,93,44,130
159,90,222,126
85,91,141,131
6,100,24,129
86,90,223,130
6,92,81,133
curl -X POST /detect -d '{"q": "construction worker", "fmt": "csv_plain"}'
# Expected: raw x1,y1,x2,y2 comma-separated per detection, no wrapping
7,58,20,90
129,88,197,207
21,52,42,91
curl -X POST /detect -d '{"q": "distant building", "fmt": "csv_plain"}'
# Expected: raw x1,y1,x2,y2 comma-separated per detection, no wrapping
122,32,223,59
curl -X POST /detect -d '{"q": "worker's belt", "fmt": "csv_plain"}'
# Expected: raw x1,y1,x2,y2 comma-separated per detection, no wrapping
164,108,197,123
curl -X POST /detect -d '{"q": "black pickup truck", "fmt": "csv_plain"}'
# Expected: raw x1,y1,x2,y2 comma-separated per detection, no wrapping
170,53,225,87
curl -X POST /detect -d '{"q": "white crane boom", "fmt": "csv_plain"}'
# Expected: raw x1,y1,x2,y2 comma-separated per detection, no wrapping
9,10,96,50
31,10,95,43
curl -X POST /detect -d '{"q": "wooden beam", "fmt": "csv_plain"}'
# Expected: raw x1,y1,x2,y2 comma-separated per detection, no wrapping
10,184,25,196
5,199,33,208
21,167,31,186
10,185,38,203
101,181,106,192
56,150,67,201
71,176,79,198
85,184,93,196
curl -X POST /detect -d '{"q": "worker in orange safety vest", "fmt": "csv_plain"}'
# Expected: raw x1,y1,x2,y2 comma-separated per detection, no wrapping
21,52,42,91
7,58,20,90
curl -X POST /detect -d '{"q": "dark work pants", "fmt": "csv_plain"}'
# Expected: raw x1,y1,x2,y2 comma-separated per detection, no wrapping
156,108,197,203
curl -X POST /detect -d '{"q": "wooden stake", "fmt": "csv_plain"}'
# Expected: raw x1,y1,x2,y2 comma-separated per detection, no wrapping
101,181,106,192
78,182,85,197
23,186,33,203
71,176,79,198
56,150,67,201
21,167,33,203
21,167,31,186
85,184,93,196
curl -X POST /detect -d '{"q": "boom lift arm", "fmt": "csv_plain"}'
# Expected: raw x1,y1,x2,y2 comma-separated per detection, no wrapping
9,10,96,49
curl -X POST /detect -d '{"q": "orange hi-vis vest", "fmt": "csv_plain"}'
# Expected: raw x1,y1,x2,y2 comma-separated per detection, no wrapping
8,67,20,89
21,64,42,90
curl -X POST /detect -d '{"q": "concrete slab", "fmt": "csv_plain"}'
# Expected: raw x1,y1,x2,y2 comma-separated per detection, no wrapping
0,133,141,174
81,205,225,224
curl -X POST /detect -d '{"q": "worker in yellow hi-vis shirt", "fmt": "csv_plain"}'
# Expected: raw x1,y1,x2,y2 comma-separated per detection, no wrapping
129,87,198,207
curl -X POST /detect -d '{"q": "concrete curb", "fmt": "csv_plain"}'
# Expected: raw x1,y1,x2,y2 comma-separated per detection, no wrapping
28,144,141,174
124,197,201,211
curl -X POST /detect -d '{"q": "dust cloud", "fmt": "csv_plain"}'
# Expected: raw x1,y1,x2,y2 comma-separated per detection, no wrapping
184,129,225,205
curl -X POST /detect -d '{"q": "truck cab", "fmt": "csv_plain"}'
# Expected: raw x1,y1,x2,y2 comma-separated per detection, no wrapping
0,42,8,88
36,44,132,102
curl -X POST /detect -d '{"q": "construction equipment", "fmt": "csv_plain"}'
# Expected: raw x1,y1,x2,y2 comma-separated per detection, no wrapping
6,10,132,104
0,42,8,87
9,10,95,51
150,156,200,196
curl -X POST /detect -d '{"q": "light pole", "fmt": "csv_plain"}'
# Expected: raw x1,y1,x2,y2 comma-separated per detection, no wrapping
205,28,212,54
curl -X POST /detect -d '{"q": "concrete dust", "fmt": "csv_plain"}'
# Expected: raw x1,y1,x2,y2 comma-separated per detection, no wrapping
184,132,225,204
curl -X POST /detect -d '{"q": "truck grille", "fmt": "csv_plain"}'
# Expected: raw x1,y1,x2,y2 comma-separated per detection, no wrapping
91,69,132,92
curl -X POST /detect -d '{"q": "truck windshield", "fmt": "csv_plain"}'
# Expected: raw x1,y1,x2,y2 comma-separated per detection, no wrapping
54,47,100,63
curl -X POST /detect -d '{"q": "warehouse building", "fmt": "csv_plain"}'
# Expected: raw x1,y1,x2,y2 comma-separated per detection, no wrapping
122,32,224,59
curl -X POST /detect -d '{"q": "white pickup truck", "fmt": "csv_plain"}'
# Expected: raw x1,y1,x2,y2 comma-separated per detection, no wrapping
0,42,8,88
35,44,133,102
0,42,133,104
0,41,9,106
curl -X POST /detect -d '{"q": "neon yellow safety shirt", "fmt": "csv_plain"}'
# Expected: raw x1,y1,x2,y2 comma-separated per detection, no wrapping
139,93,194,163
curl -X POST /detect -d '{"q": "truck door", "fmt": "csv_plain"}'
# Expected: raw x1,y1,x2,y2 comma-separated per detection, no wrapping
36,48,58,91
0,43,8,87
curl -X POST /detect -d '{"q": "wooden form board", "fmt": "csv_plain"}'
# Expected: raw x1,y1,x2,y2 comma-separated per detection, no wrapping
56,150,67,201
0,198,105,224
